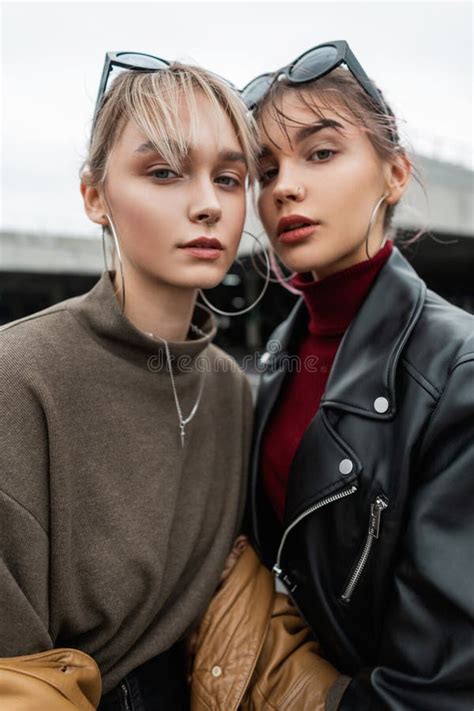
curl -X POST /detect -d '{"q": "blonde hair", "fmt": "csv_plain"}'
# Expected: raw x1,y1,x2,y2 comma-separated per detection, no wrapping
80,62,259,196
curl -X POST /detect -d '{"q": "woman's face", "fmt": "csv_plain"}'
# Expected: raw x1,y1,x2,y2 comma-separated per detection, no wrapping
256,91,401,279
89,91,248,290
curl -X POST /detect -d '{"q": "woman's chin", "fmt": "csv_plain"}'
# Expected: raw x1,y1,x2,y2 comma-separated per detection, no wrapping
174,274,228,292
196,276,227,291
144,263,231,292
275,244,347,278
275,254,318,276
274,241,322,276
191,263,235,291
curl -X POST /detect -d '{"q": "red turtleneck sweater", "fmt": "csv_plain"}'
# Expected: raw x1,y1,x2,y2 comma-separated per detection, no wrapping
262,241,393,521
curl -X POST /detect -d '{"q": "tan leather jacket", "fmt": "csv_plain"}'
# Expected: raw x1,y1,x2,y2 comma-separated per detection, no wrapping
0,543,345,711
0,647,101,710
190,540,347,711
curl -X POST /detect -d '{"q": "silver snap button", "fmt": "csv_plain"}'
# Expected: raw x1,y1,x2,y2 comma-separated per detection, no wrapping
374,397,389,413
339,458,353,475
211,665,222,678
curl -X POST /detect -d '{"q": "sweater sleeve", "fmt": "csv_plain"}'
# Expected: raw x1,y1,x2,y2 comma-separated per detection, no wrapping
0,352,53,655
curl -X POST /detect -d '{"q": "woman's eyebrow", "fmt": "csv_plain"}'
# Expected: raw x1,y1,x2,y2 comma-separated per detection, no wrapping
134,140,161,155
257,119,345,159
295,119,345,143
217,149,247,167
133,142,247,168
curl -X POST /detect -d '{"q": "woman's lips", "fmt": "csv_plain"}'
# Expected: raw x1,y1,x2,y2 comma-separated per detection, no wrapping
179,237,224,260
181,247,222,260
278,224,318,244
277,215,318,244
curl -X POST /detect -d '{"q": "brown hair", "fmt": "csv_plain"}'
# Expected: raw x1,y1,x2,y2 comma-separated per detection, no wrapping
255,67,421,235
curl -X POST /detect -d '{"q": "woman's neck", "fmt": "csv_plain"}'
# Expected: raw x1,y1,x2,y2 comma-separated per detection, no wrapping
311,234,388,281
291,240,393,336
112,266,198,342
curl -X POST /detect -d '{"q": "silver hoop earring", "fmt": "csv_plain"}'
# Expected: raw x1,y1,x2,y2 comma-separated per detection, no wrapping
364,193,389,260
101,225,110,272
198,230,271,317
250,231,297,284
104,213,126,314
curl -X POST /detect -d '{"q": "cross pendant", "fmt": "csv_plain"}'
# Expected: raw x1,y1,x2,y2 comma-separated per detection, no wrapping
180,423,185,448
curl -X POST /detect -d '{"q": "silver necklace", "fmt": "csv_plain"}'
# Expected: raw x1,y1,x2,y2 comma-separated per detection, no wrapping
188,322,207,339
147,327,206,448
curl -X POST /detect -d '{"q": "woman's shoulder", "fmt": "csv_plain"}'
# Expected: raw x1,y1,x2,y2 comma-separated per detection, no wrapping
423,287,473,331
206,343,248,378
0,294,83,379
416,287,473,350
404,287,474,393
205,343,253,396
1,294,81,338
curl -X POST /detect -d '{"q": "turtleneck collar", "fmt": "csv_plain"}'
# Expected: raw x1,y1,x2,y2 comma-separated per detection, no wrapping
68,270,217,372
290,241,393,336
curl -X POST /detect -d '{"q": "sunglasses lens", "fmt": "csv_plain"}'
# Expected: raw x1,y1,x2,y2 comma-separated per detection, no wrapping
241,74,274,109
114,52,169,69
289,45,338,82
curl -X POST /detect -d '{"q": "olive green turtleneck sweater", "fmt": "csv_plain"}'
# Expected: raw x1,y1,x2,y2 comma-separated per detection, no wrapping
0,270,253,694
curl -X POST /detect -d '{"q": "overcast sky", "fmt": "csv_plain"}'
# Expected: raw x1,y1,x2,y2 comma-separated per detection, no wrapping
1,0,472,237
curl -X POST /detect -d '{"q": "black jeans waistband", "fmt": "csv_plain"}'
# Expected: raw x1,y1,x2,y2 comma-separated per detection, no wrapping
98,642,190,711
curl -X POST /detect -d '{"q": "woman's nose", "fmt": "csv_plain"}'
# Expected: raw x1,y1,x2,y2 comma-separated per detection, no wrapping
194,208,221,225
272,180,305,205
189,188,222,226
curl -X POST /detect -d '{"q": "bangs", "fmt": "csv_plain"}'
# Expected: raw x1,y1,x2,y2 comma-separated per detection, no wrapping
122,69,229,172
256,68,399,156
257,84,351,152
88,63,259,186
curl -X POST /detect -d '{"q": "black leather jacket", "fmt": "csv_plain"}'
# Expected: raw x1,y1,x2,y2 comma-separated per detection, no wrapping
249,248,474,710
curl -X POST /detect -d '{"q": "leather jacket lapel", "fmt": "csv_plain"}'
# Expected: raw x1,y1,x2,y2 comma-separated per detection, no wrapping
250,300,307,554
322,249,426,418
283,408,362,527
254,248,426,535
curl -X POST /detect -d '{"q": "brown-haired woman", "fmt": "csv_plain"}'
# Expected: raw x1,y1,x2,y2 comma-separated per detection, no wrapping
0,54,260,710
241,41,474,709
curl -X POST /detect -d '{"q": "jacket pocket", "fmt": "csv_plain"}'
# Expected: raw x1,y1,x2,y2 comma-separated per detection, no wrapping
340,494,388,603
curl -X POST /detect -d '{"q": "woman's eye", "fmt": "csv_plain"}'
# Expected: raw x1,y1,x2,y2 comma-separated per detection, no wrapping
215,174,241,188
258,166,278,185
310,149,336,162
150,168,179,180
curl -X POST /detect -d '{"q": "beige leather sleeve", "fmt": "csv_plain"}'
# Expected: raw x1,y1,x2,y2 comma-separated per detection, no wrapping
241,593,342,711
0,647,101,710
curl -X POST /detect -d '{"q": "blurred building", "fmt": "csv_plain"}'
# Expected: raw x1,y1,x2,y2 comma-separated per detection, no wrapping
1,154,473,354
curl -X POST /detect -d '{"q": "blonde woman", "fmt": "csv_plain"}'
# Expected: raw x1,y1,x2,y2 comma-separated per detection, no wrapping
0,53,260,710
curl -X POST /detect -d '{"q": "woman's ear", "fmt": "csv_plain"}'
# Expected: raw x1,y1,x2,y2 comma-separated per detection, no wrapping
80,181,109,226
383,151,412,206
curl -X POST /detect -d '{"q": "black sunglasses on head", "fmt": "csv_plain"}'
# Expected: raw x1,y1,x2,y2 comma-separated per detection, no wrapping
241,40,397,142
92,51,239,129
93,52,170,128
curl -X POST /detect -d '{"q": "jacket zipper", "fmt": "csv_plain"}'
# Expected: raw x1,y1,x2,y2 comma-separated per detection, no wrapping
273,484,358,591
121,681,132,711
340,494,388,603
